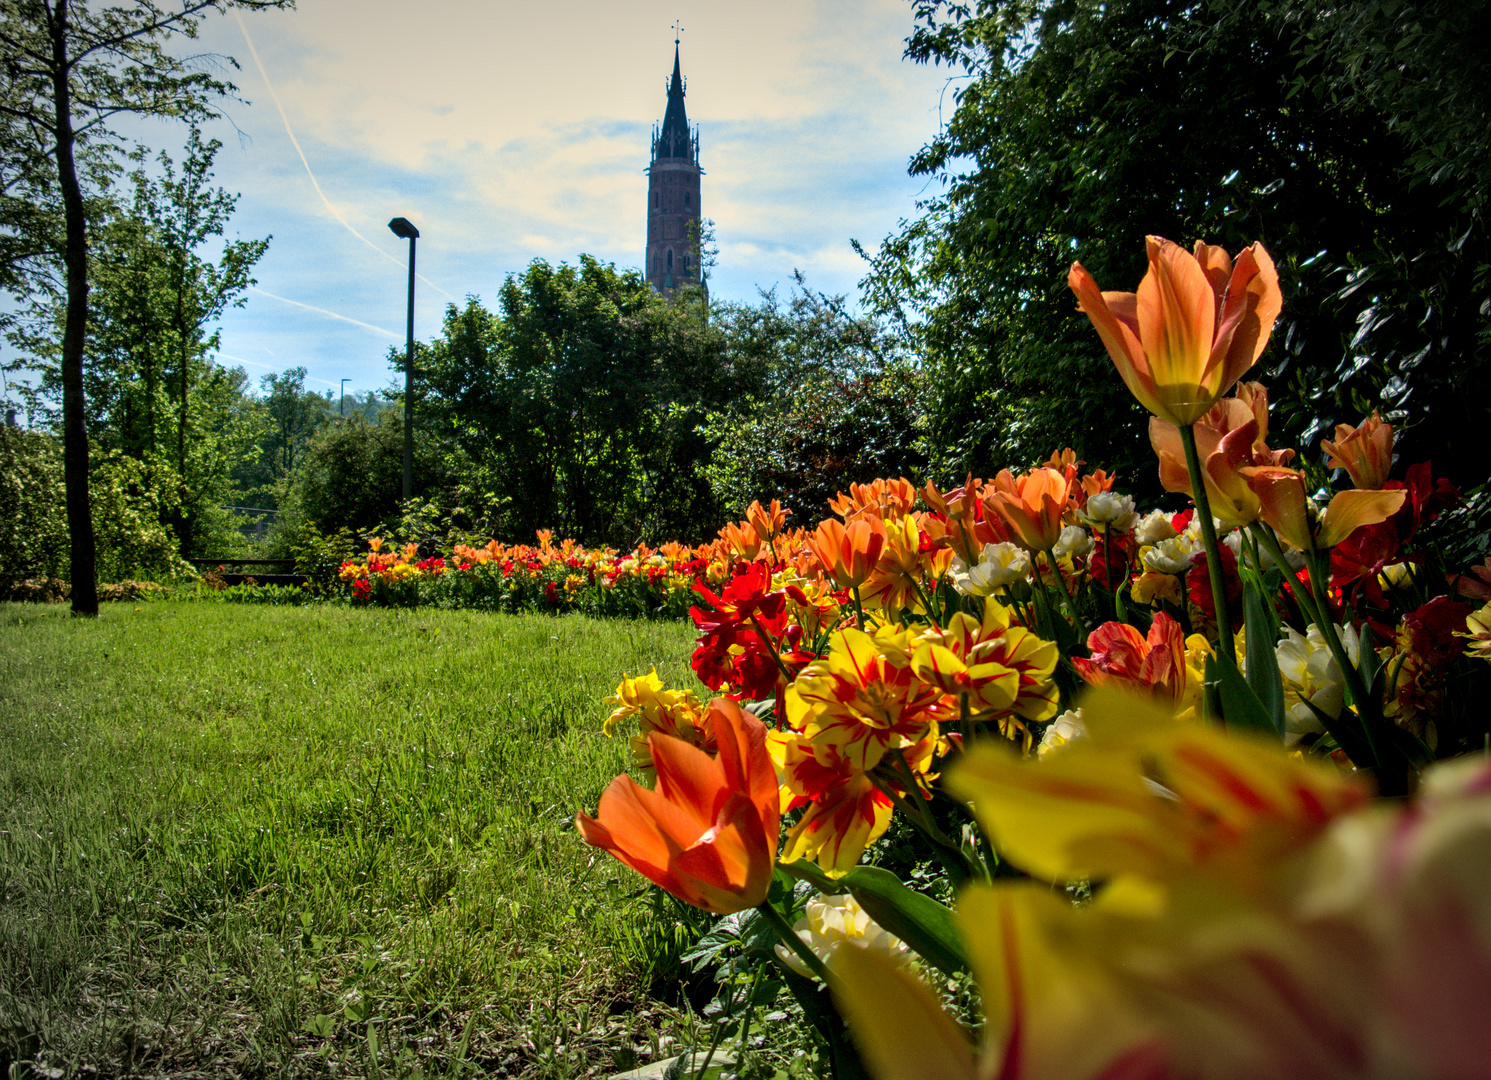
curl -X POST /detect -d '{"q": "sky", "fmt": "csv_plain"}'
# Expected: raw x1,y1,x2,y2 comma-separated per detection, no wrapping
96,0,957,398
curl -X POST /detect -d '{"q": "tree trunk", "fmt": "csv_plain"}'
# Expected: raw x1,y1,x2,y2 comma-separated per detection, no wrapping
173,249,191,554
49,2,98,616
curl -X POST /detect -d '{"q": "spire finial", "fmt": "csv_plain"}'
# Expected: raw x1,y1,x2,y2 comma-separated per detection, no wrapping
672,19,684,45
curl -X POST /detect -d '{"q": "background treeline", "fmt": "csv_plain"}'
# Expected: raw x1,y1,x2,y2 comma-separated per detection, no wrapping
865,0,1490,485
5,0,1488,591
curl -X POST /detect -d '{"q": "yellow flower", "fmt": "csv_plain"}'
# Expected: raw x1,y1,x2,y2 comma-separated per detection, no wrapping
774,891,911,980
786,625,953,776
1459,602,1491,662
602,669,713,775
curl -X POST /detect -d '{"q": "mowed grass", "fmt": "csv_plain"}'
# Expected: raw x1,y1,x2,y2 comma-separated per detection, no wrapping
0,602,712,1079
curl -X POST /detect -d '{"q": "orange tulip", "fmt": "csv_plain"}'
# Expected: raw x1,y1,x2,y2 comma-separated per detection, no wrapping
746,498,789,545
828,478,918,522
1069,237,1282,425
718,519,762,561
983,467,1070,554
576,698,780,914
807,516,887,589
1149,388,1296,528
1321,411,1394,490
1245,467,1406,552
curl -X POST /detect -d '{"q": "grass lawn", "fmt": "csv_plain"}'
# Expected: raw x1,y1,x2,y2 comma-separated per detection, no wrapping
0,601,714,1079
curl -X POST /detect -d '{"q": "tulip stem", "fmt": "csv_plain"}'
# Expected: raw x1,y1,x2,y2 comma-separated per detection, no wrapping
1100,523,1113,598
1178,422,1236,664
868,765,972,884
757,898,830,982
1039,547,1084,639
1252,524,1383,773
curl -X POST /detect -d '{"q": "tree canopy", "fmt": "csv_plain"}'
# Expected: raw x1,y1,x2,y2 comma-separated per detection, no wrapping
864,0,1489,492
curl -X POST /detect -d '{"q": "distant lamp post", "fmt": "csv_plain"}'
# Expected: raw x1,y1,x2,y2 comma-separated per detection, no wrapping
388,216,419,503
340,378,350,417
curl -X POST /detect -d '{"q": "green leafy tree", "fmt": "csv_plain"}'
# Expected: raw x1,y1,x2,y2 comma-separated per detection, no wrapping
865,0,1489,490
0,0,293,614
10,126,270,556
257,366,327,481
409,259,749,545
703,280,926,521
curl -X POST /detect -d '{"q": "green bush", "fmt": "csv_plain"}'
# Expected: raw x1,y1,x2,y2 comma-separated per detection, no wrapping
0,428,69,586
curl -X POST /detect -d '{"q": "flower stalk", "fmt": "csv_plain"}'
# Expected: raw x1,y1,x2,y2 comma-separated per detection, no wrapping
1179,421,1236,664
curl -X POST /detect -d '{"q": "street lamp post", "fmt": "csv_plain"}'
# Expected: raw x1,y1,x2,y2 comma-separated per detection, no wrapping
388,216,420,504
340,378,350,417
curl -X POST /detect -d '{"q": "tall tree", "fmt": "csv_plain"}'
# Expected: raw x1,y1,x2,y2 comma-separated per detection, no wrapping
865,0,1489,489
0,0,293,615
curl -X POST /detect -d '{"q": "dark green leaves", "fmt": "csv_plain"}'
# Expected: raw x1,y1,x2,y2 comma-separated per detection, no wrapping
776,862,969,977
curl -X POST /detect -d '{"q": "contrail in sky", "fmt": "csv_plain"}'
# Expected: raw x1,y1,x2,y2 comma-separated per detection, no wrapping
249,286,402,340
233,11,454,300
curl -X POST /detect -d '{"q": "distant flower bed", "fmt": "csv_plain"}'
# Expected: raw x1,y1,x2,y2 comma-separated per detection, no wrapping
332,532,732,619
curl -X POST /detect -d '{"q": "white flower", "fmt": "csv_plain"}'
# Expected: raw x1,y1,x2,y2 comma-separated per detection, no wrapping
1086,492,1140,531
1143,535,1200,575
1275,624,1361,744
1135,510,1178,546
774,893,911,980
1053,525,1094,559
951,542,1030,596
1224,529,1306,572
1038,709,1087,759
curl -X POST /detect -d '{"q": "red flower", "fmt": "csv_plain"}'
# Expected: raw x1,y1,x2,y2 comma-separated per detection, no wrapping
690,563,793,699
1188,544,1242,632
1072,613,1200,708
1332,462,1462,605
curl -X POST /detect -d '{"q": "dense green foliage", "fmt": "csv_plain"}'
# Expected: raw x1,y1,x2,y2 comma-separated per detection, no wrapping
703,283,928,523
411,260,747,545
0,428,68,585
864,0,1490,490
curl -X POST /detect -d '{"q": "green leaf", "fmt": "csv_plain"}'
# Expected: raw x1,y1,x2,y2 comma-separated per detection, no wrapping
1206,651,1278,736
1240,575,1286,737
777,862,968,977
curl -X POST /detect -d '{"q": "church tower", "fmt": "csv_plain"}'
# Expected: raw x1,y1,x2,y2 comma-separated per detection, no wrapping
645,38,702,295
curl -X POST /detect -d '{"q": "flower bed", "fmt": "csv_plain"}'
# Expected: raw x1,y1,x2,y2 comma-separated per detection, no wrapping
574,237,1491,1079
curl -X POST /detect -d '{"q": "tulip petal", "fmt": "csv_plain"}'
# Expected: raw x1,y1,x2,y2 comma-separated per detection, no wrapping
1214,243,1283,391
707,697,781,837
674,790,774,913
1245,467,1313,550
1148,418,1193,495
650,730,728,820
577,776,704,904
1137,237,1218,423
1069,263,1162,416
1316,489,1408,550
829,942,979,1080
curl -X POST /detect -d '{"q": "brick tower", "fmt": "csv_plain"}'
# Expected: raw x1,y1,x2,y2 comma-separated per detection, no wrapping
645,38,702,296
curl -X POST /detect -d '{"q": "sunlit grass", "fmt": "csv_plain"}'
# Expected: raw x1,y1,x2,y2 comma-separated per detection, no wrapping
0,601,712,1078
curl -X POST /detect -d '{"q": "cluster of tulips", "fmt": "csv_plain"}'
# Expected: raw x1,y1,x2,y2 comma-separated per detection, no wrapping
579,237,1491,1079
334,531,735,617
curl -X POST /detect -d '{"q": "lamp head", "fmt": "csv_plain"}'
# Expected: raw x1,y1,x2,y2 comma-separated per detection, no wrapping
388,217,420,240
